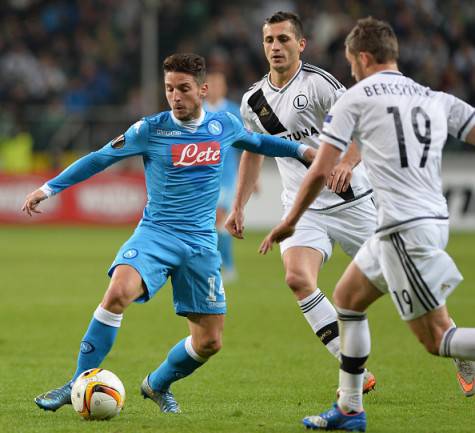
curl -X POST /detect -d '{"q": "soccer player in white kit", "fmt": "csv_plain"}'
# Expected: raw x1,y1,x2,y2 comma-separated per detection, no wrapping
225,11,376,392
260,17,475,432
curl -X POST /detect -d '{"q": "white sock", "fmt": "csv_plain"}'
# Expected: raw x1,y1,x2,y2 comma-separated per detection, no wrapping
439,327,475,360
298,289,340,359
336,307,370,413
94,305,123,328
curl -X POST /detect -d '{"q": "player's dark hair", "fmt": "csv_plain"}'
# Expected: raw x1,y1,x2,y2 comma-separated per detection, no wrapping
163,53,206,84
345,17,399,63
265,11,304,39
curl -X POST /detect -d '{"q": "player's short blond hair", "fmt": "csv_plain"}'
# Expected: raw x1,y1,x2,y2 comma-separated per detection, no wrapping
345,17,399,63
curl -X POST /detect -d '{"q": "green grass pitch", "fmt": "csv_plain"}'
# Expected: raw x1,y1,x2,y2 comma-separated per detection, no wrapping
1,226,474,433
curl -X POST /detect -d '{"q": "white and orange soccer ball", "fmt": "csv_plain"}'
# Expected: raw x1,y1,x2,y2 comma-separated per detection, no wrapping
71,368,125,420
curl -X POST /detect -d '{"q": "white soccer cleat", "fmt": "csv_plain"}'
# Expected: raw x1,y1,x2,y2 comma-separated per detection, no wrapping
454,359,475,397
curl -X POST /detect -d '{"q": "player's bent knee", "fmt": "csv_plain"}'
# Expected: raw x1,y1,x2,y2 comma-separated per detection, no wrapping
285,271,313,295
102,282,135,312
195,337,222,358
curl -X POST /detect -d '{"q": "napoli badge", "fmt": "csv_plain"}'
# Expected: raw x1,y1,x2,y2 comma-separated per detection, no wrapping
123,248,138,259
208,120,223,136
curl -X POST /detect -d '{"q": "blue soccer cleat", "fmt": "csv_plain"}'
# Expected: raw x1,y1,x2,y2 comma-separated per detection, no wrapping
34,381,73,412
302,403,366,431
140,375,181,413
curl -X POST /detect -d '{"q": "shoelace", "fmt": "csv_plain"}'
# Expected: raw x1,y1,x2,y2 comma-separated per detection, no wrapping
45,384,71,399
161,391,179,411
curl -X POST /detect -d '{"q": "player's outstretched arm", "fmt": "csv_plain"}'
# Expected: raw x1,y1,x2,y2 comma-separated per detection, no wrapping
259,142,341,254
326,141,361,193
21,189,47,216
225,151,264,239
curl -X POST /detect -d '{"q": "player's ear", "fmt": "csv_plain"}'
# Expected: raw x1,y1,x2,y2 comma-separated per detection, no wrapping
360,51,374,68
200,82,208,98
298,37,307,53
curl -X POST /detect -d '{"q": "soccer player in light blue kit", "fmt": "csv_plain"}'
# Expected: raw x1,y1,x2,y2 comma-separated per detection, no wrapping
205,71,242,281
22,53,315,414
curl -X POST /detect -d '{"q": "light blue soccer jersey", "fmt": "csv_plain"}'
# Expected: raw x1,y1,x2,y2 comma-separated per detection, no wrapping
45,110,307,249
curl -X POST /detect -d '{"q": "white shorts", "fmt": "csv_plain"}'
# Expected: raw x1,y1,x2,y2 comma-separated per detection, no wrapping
279,198,377,261
354,223,463,321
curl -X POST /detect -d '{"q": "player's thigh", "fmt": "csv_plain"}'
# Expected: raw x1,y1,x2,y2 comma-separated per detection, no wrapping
280,206,330,267
103,264,146,308
325,199,377,258
334,260,384,312
380,225,462,321
171,246,226,316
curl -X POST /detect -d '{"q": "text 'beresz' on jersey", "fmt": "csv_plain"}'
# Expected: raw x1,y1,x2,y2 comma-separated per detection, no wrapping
320,70,475,235
241,61,373,213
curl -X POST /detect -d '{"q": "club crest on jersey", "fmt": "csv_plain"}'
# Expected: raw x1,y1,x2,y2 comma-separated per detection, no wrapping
111,134,125,149
123,248,138,259
172,141,221,167
293,94,309,110
207,120,223,136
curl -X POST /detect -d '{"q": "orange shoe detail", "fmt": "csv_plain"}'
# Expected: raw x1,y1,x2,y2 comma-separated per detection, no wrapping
457,372,474,397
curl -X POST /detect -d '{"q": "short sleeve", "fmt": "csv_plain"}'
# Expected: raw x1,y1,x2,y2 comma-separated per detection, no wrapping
444,93,475,141
318,91,358,152
240,97,259,131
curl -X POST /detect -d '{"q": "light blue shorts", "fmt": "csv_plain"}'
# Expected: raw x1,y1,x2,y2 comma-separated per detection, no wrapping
108,224,225,316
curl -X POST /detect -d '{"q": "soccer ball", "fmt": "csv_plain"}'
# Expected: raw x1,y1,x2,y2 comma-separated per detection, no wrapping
71,368,125,420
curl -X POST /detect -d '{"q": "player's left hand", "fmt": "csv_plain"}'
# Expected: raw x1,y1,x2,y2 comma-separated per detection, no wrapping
259,221,295,255
326,161,352,193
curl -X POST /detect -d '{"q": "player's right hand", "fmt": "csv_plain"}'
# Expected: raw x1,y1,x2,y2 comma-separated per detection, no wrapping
21,189,47,217
225,207,245,239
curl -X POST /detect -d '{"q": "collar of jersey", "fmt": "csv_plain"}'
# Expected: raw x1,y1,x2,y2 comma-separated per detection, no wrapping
377,70,403,76
267,61,303,93
170,109,206,132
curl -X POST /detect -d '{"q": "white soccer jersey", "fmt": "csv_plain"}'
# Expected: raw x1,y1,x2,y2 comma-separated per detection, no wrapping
320,70,475,235
241,61,373,213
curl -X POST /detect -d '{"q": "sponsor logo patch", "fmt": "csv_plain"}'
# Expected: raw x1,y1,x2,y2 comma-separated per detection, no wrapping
172,141,221,167
111,134,125,149
80,341,95,354
123,248,138,259
324,114,333,123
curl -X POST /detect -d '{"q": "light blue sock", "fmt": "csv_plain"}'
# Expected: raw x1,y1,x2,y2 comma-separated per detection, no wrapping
149,337,206,391
72,306,123,381
218,230,234,270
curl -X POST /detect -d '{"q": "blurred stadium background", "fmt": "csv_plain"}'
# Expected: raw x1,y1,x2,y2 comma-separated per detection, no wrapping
1,0,475,228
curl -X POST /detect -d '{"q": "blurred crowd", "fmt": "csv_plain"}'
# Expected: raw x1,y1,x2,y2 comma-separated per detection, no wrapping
1,0,475,171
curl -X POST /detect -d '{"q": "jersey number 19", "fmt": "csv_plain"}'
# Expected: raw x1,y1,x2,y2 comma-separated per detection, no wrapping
387,106,432,168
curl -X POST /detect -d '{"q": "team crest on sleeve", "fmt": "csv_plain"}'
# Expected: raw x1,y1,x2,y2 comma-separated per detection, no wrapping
111,134,125,149
293,94,309,110
324,114,333,123
208,120,223,136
